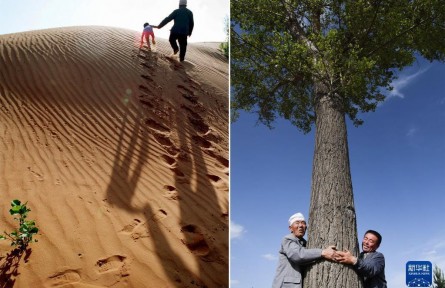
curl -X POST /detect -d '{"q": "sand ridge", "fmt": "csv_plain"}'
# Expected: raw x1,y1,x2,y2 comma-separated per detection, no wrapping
0,26,228,287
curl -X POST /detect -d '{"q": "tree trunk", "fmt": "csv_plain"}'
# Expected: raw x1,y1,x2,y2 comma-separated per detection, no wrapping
303,87,363,288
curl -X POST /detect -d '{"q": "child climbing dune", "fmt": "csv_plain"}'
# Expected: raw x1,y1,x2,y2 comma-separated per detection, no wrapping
140,22,156,50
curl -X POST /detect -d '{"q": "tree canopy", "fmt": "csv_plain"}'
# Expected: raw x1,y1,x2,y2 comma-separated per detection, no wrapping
231,0,445,133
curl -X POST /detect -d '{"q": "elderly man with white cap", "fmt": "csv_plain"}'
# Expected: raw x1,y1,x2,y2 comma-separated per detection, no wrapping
155,0,194,62
272,212,337,288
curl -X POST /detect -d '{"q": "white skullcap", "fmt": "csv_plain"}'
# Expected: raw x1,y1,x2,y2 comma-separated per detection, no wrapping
179,0,187,5
288,212,305,226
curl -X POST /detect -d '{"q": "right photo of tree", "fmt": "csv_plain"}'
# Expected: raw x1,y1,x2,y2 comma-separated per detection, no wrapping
229,1,445,287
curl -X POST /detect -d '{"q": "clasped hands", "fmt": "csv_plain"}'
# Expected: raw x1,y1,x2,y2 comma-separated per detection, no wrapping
322,246,356,265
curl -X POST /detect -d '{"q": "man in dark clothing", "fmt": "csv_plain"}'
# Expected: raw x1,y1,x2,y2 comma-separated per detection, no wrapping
155,0,194,62
336,230,387,288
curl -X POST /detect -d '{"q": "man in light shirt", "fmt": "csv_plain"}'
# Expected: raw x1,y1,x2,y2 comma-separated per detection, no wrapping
272,212,337,288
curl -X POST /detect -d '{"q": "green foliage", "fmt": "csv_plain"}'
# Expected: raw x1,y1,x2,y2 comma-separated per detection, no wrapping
220,42,229,58
220,15,229,58
231,0,445,132
434,265,445,288
0,200,39,250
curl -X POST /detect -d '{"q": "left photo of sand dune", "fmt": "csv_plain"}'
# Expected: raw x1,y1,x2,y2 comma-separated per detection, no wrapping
0,1,228,287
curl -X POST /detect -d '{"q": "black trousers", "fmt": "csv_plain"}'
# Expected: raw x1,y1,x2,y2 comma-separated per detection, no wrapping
169,32,188,61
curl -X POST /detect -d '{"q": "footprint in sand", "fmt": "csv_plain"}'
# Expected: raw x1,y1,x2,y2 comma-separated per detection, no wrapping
181,224,210,256
207,151,229,168
207,174,222,183
95,255,128,276
140,60,157,70
141,74,156,86
138,87,158,100
180,104,200,118
140,98,172,121
152,209,168,221
162,154,177,167
162,185,180,200
145,118,170,133
27,167,44,181
137,54,148,60
139,98,155,108
177,85,201,104
120,219,142,234
180,102,212,135
164,55,183,70
192,135,212,149
177,84,195,96
182,94,199,105
188,116,210,134
153,132,174,147
171,167,186,178
203,132,222,144
141,74,153,82
178,148,191,162
186,78,201,91
120,219,150,241
141,74,161,90
151,131,180,156
138,84,152,94
46,269,81,286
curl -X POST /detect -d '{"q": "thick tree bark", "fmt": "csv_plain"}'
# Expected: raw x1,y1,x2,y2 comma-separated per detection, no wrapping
303,87,363,288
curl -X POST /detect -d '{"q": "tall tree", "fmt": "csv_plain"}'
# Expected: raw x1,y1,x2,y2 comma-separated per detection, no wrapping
434,265,445,288
231,0,445,287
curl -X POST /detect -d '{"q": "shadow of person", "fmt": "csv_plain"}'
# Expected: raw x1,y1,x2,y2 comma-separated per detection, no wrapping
105,101,149,212
105,47,228,287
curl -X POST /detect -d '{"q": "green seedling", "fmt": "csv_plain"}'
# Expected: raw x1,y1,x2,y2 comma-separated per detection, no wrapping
0,200,39,250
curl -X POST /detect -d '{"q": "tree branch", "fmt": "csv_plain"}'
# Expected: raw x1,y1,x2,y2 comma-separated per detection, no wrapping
365,9,443,58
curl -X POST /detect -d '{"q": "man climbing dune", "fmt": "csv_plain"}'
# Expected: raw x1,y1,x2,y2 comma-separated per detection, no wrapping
154,0,194,62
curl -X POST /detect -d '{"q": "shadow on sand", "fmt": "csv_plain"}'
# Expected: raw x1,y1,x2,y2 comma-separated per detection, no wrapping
104,48,228,287
0,248,32,288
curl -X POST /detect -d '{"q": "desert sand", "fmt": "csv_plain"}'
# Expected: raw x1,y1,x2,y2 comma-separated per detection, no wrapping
0,26,228,287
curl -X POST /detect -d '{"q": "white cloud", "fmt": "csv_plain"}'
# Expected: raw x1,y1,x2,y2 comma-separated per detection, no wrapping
230,220,245,239
230,279,240,286
262,253,278,261
406,127,417,138
388,69,428,99
421,239,445,269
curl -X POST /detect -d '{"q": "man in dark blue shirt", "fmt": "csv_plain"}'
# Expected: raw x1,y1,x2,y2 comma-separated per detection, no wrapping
155,0,194,62
336,230,387,288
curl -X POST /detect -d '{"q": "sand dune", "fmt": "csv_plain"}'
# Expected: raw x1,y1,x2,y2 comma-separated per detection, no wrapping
0,26,228,287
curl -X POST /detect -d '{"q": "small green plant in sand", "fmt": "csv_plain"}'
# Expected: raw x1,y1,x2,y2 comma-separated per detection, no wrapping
0,200,39,250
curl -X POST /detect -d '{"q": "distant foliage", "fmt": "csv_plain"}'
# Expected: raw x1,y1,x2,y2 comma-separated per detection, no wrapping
220,15,229,58
220,42,229,58
0,200,39,250
434,265,445,288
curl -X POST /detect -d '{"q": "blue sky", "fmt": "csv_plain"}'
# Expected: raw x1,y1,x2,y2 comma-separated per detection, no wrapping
230,58,445,288
0,0,228,42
